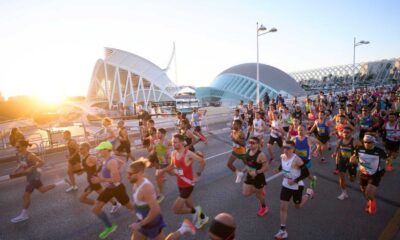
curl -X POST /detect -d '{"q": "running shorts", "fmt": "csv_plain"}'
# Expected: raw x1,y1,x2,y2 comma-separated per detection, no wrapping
117,141,131,153
244,173,266,189
384,139,400,152
360,171,384,187
25,179,43,193
280,186,304,204
138,214,166,238
338,158,357,177
97,184,130,205
268,136,283,147
178,186,194,199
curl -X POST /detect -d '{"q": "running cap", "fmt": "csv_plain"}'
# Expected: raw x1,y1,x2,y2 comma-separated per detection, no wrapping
95,141,113,150
363,134,376,143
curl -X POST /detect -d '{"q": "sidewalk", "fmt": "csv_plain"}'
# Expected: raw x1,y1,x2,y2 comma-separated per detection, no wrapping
0,107,232,163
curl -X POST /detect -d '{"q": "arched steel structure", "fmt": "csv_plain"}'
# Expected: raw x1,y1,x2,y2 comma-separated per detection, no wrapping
87,48,178,109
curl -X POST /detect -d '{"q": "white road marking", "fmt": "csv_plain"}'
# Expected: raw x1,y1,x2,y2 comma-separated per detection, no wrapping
205,150,231,161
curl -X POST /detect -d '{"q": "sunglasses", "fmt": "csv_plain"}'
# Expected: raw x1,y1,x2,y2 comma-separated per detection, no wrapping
248,141,258,145
364,141,373,144
283,146,293,150
127,171,139,176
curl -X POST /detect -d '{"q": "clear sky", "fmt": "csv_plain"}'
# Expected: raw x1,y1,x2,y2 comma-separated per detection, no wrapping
0,0,399,100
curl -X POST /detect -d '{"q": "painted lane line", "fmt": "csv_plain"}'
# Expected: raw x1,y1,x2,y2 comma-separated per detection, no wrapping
205,150,231,161
265,172,284,182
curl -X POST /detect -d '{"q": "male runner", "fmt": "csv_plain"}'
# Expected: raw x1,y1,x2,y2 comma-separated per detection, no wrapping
350,134,389,214
382,112,400,171
268,111,284,162
243,137,269,216
227,119,247,184
335,127,361,200
78,142,121,213
159,134,209,229
274,140,314,240
153,128,171,202
63,130,82,192
11,140,57,223
115,120,135,161
309,111,333,163
91,141,134,239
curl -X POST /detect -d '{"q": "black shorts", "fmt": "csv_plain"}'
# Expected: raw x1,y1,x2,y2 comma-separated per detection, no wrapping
194,126,202,132
384,139,400,152
268,136,283,147
360,171,383,187
178,186,194,199
280,186,304,204
244,173,266,189
117,141,131,153
68,154,81,165
317,135,330,144
25,179,43,193
97,184,129,205
84,183,102,193
338,158,357,177
283,126,289,133
248,117,254,127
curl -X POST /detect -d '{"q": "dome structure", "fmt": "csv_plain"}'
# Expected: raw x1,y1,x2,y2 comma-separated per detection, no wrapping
196,63,305,106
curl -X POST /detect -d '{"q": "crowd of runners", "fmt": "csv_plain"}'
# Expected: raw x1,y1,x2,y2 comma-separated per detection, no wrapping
7,85,400,239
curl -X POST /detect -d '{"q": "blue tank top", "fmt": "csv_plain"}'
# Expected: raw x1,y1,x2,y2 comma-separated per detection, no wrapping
295,137,310,162
360,116,372,130
101,156,118,188
317,121,329,136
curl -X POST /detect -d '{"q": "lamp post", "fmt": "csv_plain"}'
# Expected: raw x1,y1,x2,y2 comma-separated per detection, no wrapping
256,22,277,103
352,37,370,91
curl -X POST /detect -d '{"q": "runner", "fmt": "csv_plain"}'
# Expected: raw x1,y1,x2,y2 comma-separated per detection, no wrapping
246,101,255,140
191,107,208,144
153,128,171,202
243,137,269,216
115,120,135,161
91,141,134,239
358,107,376,141
288,118,300,140
335,127,361,200
102,117,117,147
180,119,199,152
268,111,284,162
350,134,389,214
251,111,267,147
227,119,247,184
309,111,333,163
63,130,82,192
128,159,167,240
292,125,319,189
382,112,400,171
10,140,57,223
78,142,121,213
274,140,314,240
158,134,209,229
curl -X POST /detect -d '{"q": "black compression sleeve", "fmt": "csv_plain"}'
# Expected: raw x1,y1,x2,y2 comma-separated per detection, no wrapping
294,164,310,183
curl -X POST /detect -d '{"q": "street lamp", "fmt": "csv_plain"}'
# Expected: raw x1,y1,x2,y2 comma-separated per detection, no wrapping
256,22,277,104
352,37,370,91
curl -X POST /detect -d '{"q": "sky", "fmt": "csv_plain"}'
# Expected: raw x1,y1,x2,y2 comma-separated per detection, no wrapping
0,0,399,100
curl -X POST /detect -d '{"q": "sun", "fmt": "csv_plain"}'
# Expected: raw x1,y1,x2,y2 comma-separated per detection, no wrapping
37,91,65,104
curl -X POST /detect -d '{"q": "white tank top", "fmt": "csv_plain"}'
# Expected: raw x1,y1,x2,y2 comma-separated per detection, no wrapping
385,121,400,142
253,118,264,137
270,120,282,138
281,154,304,190
132,178,154,206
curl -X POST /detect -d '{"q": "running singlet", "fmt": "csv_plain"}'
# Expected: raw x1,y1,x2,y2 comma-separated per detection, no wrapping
18,152,40,182
253,119,265,137
384,122,400,142
289,126,298,138
356,146,387,175
295,137,310,162
317,121,329,136
281,154,304,190
82,154,100,183
338,138,354,160
101,156,120,188
132,178,156,219
172,149,193,188
245,150,262,174
270,120,282,138
232,131,246,155
154,140,170,166
360,116,372,130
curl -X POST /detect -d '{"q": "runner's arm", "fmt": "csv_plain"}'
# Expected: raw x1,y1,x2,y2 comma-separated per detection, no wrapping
187,151,205,176
256,152,269,173
294,157,309,183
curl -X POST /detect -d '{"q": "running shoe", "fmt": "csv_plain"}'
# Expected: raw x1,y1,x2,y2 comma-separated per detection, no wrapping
274,229,288,239
337,192,349,200
65,185,78,192
333,169,339,175
310,176,317,189
192,206,201,224
157,194,165,204
109,202,121,214
385,164,394,172
235,171,244,184
63,176,71,186
181,219,196,235
99,224,118,239
306,188,314,199
257,206,269,217
368,200,377,214
11,213,29,223
195,215,209,229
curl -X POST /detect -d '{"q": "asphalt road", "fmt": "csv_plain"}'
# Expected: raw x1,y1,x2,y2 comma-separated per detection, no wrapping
0,121,399,240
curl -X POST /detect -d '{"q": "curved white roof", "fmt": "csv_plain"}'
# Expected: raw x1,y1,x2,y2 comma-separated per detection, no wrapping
104,47,177,90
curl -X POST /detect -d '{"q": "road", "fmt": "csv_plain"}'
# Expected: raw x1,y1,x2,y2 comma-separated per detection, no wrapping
0,121,399,240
